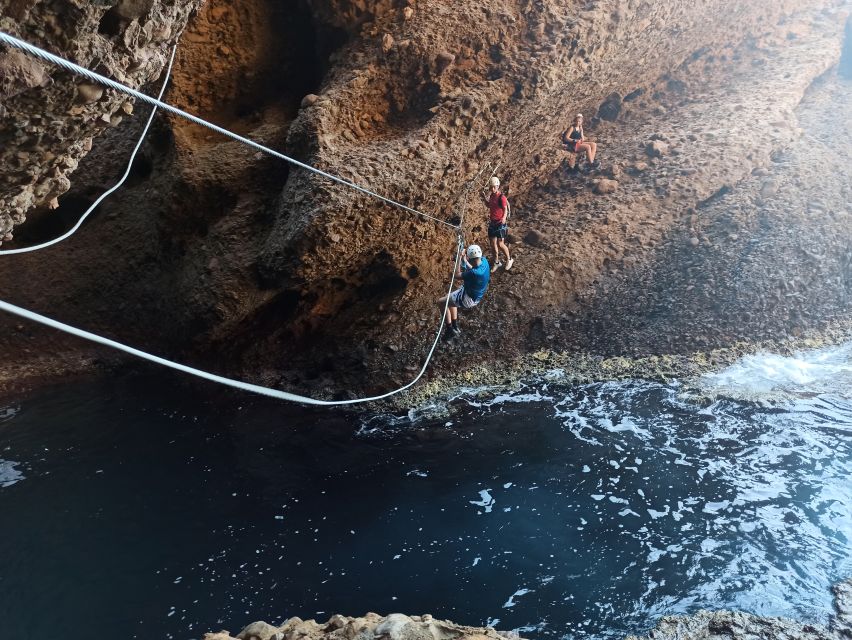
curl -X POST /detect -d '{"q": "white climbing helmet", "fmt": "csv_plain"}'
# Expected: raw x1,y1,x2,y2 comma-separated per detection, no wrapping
467,244,483,259
490,176,500,187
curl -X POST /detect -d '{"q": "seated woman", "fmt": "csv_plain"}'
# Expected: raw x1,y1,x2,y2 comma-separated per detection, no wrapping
561,113,599,170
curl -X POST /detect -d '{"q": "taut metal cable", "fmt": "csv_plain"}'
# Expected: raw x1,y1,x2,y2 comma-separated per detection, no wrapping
0,31,480,405
0,30,459,231
0,45,177,255
0,235,461,405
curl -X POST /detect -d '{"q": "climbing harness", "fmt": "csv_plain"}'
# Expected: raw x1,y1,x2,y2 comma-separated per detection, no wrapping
0,31,498,405
0,30,459,232
0,45,177,255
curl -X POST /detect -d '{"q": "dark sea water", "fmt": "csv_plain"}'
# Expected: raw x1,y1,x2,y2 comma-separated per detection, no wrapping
1,345,851,640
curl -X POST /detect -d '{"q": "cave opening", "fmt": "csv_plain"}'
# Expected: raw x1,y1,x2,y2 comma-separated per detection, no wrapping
10,195,95,246
358,251,409,300
171,0,350,131
98,7,123,37
230,0,350,123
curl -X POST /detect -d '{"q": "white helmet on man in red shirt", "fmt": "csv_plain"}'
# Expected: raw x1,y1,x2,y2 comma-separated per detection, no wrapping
490,176,500,187
466,244,483,259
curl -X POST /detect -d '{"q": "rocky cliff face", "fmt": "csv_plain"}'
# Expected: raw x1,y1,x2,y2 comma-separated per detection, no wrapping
0,0,850,397
0,0,202,241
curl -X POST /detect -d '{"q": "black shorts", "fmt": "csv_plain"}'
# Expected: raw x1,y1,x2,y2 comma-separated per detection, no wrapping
488,221,508,239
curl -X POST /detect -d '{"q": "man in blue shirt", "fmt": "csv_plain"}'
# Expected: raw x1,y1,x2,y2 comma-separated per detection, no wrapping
439,244,490,337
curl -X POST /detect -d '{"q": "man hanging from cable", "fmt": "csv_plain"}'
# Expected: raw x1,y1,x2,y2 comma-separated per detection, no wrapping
483,176,514,273
439,244,490,338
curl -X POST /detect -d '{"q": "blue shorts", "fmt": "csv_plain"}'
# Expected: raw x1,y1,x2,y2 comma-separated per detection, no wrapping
488,221,508,239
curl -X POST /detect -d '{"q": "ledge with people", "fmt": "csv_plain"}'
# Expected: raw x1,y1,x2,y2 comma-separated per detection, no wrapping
560,113,601,173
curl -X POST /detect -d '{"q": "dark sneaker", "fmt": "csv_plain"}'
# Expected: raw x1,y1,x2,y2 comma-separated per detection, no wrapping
450,324,462,336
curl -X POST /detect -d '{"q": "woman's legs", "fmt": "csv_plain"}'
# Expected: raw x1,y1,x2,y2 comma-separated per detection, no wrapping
490,236,501,266
578,142,595,163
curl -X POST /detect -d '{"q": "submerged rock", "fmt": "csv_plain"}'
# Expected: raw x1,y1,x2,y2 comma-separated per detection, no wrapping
834,579,852,637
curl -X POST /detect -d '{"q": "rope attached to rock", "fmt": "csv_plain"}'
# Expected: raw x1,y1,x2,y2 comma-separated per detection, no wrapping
0,30,459,231
0,45,177,255
0,32,506,405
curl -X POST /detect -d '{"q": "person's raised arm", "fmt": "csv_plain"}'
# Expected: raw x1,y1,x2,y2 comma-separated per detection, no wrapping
459,253,470,276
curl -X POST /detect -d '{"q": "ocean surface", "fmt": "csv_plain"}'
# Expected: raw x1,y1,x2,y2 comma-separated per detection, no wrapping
1,343,851,640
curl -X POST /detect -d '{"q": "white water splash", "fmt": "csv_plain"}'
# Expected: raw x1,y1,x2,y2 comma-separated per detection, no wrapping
469,489,495,513
0,460,24,488
699,341,852,400
502,587,533,608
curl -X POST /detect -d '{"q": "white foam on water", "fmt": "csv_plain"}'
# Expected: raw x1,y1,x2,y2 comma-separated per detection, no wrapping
511,621,548,634
0,459,24,488
469,489,495,513
698,341,852,400
502,587,533,608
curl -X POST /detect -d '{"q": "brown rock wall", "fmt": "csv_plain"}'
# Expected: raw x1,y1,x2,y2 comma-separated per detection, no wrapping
257,0,844,284
0,0,850,397
0,0,201,241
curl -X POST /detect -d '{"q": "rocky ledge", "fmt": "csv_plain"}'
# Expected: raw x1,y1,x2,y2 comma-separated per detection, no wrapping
205,579,852,640
204,613,519,640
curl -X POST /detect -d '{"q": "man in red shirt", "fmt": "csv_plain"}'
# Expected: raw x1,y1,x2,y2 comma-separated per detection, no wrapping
483,176,514,273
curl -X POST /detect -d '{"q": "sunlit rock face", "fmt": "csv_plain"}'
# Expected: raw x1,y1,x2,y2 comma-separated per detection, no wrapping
0,0,201,241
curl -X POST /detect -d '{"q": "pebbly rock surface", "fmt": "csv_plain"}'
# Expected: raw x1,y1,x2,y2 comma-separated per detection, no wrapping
1,1,851,400
205,580,852,640
0,0,202,242
204,613,523,640
627,610,834,640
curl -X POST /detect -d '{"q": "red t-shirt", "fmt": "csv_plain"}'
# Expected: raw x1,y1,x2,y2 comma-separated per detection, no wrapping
488,192,508,223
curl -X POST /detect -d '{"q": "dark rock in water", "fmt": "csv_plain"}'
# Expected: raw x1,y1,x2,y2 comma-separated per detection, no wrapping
834,579,852,637
627,609,833,640
597,92,623,121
